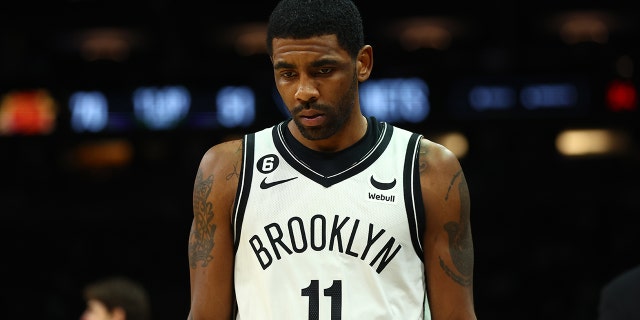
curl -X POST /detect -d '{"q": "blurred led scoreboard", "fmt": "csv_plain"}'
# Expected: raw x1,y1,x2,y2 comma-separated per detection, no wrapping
448,75,594,119
0,75,631,136
69,85,256,132
0,78,432,136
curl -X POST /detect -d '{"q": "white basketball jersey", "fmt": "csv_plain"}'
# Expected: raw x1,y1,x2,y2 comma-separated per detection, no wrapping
232,120,428,319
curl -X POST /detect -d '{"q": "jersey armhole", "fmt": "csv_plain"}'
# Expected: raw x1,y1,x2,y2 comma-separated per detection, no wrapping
403,133,426,260
232,133,255,252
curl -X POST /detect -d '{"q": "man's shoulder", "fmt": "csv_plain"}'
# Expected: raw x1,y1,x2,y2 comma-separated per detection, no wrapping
201,122,282,164
212,137,244,152
199,138,244,171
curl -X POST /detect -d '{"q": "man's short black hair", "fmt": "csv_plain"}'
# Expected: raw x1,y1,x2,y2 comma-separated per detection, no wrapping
83,276,151,320
266,0,365,58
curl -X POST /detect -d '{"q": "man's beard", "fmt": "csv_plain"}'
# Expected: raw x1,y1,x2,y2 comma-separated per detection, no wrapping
292,76,358,141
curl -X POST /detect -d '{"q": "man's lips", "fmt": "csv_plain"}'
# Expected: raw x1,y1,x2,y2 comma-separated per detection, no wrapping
297,111,326,126
297,110,324,119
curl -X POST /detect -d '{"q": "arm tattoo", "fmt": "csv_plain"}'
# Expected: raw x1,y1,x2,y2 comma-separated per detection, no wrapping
417,141,474,286
225,143,243,180
225,162,240,181
189,168,216,268
444,170,462,200
442,170,473,286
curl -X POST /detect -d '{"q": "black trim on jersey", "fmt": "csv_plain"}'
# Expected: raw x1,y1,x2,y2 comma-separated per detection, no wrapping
404,133,426,260
233,134,255,252
272,120,394,188
281,116,381,177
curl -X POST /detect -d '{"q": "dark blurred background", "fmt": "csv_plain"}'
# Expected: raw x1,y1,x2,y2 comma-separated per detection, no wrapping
1,0,639,319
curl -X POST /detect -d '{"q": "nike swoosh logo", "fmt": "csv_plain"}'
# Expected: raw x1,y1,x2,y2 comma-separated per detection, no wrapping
370,175,396,190
260,177,298,189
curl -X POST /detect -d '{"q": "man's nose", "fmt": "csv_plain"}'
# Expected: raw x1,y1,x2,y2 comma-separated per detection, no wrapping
294,76,319,104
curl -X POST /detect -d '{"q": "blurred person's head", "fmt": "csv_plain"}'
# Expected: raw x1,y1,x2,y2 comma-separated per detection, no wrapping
80,276,150,320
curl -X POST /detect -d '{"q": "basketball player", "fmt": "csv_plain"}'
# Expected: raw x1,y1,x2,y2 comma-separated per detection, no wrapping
187,0,477,319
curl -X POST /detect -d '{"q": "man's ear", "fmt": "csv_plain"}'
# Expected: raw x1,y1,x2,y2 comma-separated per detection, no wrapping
356,45,373,82
111,306,127,320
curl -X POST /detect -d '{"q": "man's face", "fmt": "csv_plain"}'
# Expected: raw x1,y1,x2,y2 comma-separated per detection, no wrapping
271,34,358,141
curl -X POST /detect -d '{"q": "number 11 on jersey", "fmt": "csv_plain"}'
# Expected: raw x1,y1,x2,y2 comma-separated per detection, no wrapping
301,280,342,320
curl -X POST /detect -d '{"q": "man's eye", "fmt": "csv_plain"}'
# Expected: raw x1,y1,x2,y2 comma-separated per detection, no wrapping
318,68,332,74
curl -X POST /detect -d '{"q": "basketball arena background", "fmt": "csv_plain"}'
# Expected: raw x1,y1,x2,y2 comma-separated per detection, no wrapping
0,0,638,319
